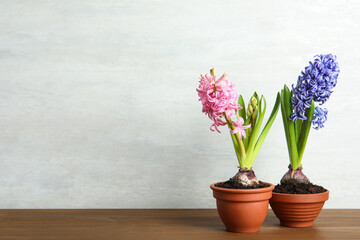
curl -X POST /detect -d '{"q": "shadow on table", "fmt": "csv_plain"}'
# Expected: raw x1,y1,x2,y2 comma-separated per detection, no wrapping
160,211,326,239
170,211,281,231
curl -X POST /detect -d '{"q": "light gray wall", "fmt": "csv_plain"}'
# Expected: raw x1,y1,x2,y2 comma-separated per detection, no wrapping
0,0,359,208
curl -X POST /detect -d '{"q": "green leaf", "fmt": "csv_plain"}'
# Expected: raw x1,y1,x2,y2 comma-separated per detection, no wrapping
244,95,265,168
243,115,251,149
296,100,315,169
237,95,246,119
244,94,259,150
280,90,291,161
249,93,281,166
283,85,298,167
229,131,242,166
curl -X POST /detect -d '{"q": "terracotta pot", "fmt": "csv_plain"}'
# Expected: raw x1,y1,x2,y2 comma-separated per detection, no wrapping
270,191,329,227
210,182,274,233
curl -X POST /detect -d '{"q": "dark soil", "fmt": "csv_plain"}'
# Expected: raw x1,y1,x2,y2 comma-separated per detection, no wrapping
273,179,327,194
215,179,270,189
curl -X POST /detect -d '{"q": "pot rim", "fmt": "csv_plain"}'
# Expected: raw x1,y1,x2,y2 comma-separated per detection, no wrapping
271,190,329,197
270,190,329,203
210,182,274,194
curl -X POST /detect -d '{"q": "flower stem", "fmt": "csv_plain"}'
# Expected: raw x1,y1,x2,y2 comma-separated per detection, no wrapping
224,114,246,166
210,67,217,91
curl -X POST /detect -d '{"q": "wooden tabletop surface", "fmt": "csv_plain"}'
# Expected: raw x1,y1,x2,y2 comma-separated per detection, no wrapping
0,209,358,239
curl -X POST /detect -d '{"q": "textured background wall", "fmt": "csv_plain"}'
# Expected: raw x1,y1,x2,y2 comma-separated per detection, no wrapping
0,0,359,208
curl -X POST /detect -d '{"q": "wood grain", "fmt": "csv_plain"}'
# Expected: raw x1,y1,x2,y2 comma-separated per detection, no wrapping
0,209,358,239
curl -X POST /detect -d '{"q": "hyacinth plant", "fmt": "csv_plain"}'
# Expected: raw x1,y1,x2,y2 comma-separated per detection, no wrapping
197,68,280,186
280,54,339,184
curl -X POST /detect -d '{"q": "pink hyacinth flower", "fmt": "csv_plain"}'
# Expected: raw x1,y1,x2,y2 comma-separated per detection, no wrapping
196,73,243,133
230,117,251,139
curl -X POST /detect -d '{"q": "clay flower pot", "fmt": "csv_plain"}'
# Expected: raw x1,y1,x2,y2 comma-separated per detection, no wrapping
270,191,329,227
210,182,274,233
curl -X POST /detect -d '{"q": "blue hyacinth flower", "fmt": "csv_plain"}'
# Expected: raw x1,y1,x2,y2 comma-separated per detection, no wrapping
290,54,339,126
312,107,328,130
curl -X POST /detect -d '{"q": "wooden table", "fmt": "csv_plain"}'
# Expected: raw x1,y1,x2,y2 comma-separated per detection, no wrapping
0,209,358,239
